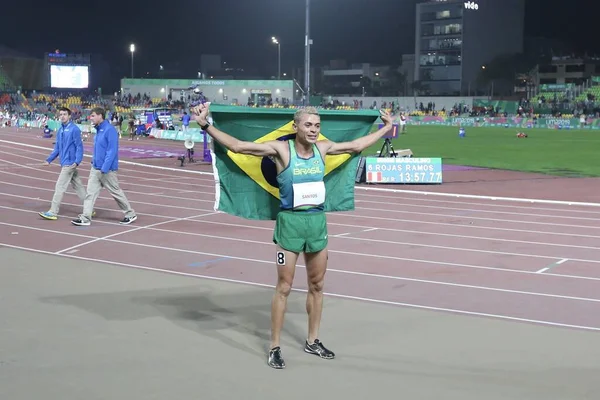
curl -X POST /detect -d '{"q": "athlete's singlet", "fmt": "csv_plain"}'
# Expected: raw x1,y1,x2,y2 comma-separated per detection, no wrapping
276,140,326,212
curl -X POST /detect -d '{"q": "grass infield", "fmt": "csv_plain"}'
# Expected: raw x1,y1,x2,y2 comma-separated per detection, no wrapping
363,125,600,177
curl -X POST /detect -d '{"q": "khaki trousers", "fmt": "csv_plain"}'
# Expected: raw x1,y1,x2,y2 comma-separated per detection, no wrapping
49,165,86,215
79,169,135,222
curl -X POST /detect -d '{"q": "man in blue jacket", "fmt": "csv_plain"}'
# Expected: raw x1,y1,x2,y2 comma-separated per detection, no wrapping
39,107,87,220
180,111,191,131
71,107,137,226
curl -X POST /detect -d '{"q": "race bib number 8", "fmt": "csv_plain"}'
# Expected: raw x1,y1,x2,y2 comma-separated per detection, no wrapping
292,181,326,209
276,251,286,265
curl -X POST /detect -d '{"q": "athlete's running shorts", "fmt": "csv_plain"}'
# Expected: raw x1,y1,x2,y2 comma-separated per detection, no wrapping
273,210,328,253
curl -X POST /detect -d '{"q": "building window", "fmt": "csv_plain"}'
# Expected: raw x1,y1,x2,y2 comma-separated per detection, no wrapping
420,4,463,21
420,53,461,66
434,23,462,35
538,65,557,74
421,38,462,51
422,23,462,36
565,65,585,73
421,65,461,81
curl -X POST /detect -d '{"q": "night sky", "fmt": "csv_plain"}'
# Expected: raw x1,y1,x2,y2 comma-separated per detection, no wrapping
2,0,597,90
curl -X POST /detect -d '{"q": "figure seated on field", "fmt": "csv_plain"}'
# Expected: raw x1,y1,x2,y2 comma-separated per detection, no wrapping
42,125,53,138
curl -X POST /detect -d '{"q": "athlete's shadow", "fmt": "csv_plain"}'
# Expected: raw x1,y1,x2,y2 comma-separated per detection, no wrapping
132,286,308,358
41,285,307,361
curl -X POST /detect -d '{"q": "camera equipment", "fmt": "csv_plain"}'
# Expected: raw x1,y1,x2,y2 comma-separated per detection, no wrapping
178,138,196,167
188,85,208,108
377,123,399,157
378,138,397,157
376,123,413,157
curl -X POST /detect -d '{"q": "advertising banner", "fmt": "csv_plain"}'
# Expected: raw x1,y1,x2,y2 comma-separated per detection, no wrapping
406,116,600,130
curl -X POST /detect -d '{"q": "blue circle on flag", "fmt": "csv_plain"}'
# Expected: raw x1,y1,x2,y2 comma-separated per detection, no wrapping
260,133,297,188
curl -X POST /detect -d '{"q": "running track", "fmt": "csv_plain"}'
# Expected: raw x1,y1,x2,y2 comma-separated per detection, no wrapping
1,132,600,332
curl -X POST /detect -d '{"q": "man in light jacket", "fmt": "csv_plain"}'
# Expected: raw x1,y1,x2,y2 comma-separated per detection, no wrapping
71,107,137,226
39,107,87,220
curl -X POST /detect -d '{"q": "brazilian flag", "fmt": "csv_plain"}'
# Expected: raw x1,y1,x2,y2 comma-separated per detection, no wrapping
209,105,380,220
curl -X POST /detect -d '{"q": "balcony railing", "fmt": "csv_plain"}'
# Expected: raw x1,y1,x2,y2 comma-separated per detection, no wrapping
420,45,462,52
421,30,462,37
420,60,462,67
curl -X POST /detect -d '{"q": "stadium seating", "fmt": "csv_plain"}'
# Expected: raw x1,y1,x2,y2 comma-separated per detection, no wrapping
408,110,448,117
575,86,600,102
531,91,567,105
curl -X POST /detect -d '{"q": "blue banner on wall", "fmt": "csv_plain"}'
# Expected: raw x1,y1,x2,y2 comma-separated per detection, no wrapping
365,157,443,184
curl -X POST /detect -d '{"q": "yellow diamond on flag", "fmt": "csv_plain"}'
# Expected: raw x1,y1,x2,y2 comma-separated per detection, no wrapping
226,121,351,199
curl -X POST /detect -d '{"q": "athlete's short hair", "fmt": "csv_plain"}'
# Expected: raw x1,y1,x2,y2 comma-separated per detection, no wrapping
294,106,320,124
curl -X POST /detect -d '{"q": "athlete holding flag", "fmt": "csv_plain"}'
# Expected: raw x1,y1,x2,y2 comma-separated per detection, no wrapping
192,103,393,369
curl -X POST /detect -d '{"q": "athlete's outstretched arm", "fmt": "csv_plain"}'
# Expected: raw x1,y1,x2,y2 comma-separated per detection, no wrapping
322,110,394,155
324,111,392,154
191,104,278,157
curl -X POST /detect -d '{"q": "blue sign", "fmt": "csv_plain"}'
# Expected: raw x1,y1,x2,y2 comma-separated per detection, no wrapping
365,157,443,184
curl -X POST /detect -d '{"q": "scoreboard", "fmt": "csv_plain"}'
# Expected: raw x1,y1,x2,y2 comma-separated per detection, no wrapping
44,50,91,89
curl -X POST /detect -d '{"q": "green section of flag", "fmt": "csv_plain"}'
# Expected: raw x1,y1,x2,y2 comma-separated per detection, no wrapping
209,105,380,220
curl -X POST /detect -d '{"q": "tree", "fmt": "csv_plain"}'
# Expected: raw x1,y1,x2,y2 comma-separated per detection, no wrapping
385,69,406,96
477,53,541,96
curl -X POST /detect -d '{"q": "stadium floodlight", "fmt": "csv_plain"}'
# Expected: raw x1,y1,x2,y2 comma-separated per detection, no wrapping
272,37,281,80
304,0,311,105
130,44,135,78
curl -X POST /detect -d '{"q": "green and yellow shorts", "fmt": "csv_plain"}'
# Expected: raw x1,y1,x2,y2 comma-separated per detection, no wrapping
273,210,328,254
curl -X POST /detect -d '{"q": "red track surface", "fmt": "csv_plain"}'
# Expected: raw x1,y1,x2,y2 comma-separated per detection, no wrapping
1,127,600,331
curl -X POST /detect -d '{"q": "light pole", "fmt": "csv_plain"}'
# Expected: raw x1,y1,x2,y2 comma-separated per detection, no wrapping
129,44,135,78
304,0,311,105
271,37,281,80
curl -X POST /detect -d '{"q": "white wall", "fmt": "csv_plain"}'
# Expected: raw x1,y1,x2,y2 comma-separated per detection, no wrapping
121,83,295,105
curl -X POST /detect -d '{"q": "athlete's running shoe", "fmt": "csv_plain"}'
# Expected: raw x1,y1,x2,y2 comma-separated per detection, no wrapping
267,346,285,369
304,339,335,359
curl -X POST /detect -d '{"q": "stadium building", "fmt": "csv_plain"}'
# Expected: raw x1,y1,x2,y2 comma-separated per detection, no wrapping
120,78,296,106
414,0,525,96
533,57,600,86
